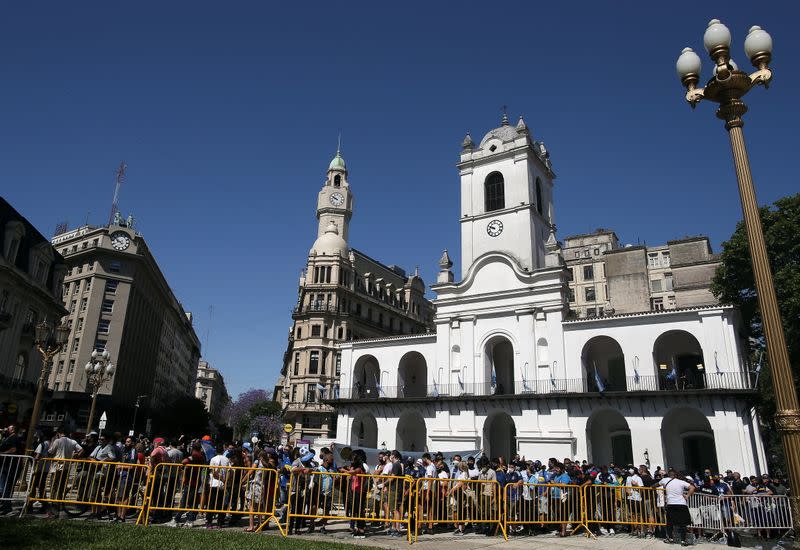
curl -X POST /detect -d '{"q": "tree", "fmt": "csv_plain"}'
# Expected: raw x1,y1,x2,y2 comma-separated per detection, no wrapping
224,389,282,442
711,193,800,472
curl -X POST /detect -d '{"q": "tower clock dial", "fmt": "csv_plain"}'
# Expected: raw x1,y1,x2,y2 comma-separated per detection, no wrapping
486,220,503,237
110,232,131,251
329,192,345,207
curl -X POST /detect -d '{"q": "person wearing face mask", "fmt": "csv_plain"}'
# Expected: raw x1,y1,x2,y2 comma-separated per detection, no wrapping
450,455,461,480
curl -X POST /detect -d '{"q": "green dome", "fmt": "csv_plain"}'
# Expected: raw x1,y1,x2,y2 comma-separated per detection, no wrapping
329,151,346,171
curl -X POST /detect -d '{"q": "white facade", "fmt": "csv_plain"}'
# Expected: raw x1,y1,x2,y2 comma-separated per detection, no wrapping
331,116,765,476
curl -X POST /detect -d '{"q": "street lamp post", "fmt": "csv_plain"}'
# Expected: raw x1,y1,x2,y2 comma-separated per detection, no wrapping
26,320,70,453
676,19,800,524
130,394,147,437
83,350,116,434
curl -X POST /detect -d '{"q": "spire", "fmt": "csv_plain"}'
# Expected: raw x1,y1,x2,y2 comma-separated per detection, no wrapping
437,249,454,284
438,249,453,270
516,115,528,134
501,105,509,126
461,132,473,150
328,134,347,172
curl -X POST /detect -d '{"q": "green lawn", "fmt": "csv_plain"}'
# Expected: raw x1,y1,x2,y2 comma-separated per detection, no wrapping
0,518,379,550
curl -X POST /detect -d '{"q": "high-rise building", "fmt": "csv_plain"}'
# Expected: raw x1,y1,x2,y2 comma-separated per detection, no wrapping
47,215,201,433
195,359,230,424
562,229,720,318
277,148,435,443
0,198,68,427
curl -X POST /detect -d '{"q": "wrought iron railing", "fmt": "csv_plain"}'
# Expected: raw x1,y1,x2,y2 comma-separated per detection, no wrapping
334,371,755,400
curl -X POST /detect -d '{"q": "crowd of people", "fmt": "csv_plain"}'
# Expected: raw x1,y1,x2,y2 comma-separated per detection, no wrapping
0,423,792,545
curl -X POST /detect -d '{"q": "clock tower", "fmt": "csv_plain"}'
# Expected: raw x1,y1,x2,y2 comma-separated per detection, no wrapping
316,147,353,241
457,114,555,276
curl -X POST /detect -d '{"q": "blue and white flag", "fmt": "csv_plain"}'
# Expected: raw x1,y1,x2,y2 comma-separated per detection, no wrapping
315,383,326,394
593,362,606,393
491,367,497,389
432,379,440,398
665,365,677,381
458,372,465,391
373,373,385,397
714,351,722,375
633,356,640,384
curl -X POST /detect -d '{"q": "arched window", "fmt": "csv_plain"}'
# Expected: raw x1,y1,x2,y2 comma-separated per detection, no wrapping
484,172,505,212
333,174,341,187
535,177,544,216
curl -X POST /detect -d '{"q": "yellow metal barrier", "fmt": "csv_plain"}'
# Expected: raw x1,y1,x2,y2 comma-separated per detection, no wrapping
503,482,588,537
32,457,148,520
143,462,282,533
584,484,666,534
284,470,413,542
414,477,506,542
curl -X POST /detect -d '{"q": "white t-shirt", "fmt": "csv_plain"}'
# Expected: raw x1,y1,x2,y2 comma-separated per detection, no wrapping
659,477,692,505
423,462,437,490
209,454,231,488
626,473,643,501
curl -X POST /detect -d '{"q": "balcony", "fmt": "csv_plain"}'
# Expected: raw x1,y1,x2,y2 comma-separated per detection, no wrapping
292,303,345,316
333,371,755,401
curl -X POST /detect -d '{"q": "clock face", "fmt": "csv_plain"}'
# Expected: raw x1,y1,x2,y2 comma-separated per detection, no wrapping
110,232,131,251
487,220,504,237
329,192,345,207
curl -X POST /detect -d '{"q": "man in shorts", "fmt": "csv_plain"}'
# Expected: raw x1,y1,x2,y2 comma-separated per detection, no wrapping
658,468,696,546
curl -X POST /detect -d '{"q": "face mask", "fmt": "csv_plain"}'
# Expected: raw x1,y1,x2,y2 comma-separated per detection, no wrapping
453,460,460,465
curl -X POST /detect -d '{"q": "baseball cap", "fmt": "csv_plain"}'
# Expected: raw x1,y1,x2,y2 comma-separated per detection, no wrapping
153,437,165,445
201,435,212,441
301,452,315,463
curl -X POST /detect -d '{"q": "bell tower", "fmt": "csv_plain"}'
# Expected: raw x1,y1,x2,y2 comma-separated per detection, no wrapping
457,114,555,276
316,144,353,241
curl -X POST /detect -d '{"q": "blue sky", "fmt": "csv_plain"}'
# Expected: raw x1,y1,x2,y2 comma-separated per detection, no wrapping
3,2,798,399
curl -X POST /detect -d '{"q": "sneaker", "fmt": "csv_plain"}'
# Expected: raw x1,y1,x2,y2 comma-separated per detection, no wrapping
609,529,616,535
353,532,366,539
165,519,178,527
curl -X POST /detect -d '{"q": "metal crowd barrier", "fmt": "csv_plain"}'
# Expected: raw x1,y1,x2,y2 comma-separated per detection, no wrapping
0,454,34,517
504,482,587,536
144,462,282,533
585,484,666,534
32,457,148,520
284,470,413,542
688,492,723,534
719,494,794,535
414,477,506,541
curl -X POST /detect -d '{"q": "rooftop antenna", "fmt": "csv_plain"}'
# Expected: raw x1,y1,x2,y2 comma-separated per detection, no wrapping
108,161,127,226
337,132,342,155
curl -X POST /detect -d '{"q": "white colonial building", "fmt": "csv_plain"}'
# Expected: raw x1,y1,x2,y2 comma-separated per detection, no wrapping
329,114,765,476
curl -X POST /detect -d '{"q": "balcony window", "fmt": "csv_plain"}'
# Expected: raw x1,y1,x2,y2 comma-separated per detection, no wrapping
311,325,321,337
665,273,674,291
585,287,596,301
309,351,319,374
583,266,593,280
651,279,663,292
98,319,110,333
293,352,300,376
72,338,80,352
105,280,119,294
651,297,664,311
101,299,114,313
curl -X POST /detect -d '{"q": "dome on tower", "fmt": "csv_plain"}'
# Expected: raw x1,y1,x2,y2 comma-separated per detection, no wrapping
479,124,522,148
328,151,346,171
310,220,348,257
